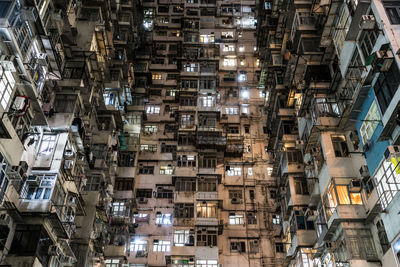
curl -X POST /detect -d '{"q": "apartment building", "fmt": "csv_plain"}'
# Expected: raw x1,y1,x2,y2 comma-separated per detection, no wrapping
257,0,400,265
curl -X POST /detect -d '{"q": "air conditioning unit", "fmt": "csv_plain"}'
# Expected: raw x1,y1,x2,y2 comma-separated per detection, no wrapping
0,55,16,72
231,198,241,204
48,245,62,256
20,7,38,21
359,165,370,178
305,209,317,221
360,15,376,30
26,175,40,185
349,180,362,192
384,145,400,159
138,197,148,204
375,50,394,72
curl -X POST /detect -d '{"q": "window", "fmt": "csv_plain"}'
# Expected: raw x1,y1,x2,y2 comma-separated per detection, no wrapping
153,240,171,252
223,45,235,52
133,213,150,223
115,178,133,191
105,259,120,267
200,34,215,43
249,240,259,253
230,241,246,252
229,213,244,225
290,212,315,231
156,187,173,198
239,45,245,52
247,213,257,224
118,152,135,167
294,177,309,195
197,228,217,246
221,32,234,38
143,125,158,133
240,89,249,99
138,165,154,174
324,182,363,219
358,30,378,60
273,214,280,225
200,95,215,107
247,167,253,175
0,65,15,109
229,127,239,134
180,114,194,126
238,74,246,82
229,190,243,199
198,177,217,191
24,175,56,200
160,165,174,175
227,167,241,176
333,5,350,54
174,230,194,246
345,228,378,260
241,105,249,114
197,202,217,218
331,134,349,157
161,143,176,153
196,260,218,267
10,225,48,255
175,178,196,191
360,101,380,144
174,203,194,218
112,201,128,217
184,63,198,72
38,135,57,155
373,157,400,209
136,189,152,198
177,155,196,167
84,175,101,191
140,144,157,152
155,212,172,224
173,259,194,267
384,1,400,24
166,89,178,96
152,73,162,80
146,105,160,114
130,238,148,252
374,62,400,114
376,219,390,254
223,58,236,66
276,243,285,253
225,107,238,115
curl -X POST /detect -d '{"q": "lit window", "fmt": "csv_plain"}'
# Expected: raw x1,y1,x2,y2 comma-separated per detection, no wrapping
227,167,241,176
247,168,253,175
239,45,244,52
130,239,148,252
238,74,247,82
38,135,57,155
223,58,236,66
196,202,217,218
259,90,266,98
241,89,249,99
200,95,214,107
153,240,171,252
241,105,249,114
273,214,280,225
229,213,244,224
324,182,363,219
196,260,218,267
144,125,158,133
152,73,162,80
160,165,174,175
359,101,380,144
112,201,127,217
105,259,120,267
146,105,160,114
154,211,171,223
267,167,273,175
0,65,15,110
225,107,238,115
240,60,245,66
223,45,235,52
374,158,400,209
174,230,194,246
200,34,215,43
221,32,234,38
140,144,157,152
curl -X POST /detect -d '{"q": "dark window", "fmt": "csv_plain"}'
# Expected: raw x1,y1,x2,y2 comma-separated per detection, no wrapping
156,187,173,198
229,127,239,134
115,178,134,191
198,177,217,191
377,219,390,254
374,62,400,114
177,155,196,167
136,189,152,198
138,165,154,174
197,229,217,246
294,177,309,195
358,30,378,60
175,178,196,191
275,242,284,253
247,212,257,224
161,143,177,153
384,1,400,24
174,203,194,218
118,152,135,167
0,120,11,139
244,125,250,134
331,134,349,157
230,241,246,252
